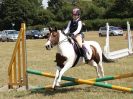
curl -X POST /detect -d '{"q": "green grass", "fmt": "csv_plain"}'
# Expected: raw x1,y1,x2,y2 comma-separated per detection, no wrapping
0,31,133,99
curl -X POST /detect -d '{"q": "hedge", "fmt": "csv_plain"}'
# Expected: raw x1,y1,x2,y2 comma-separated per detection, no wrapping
28,18,133,31
84,18,133,30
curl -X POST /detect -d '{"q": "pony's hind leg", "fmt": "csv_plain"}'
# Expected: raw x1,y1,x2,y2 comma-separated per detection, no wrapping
89,60,101,78
98,61,108,84
98,52,105,78
97,61,105,78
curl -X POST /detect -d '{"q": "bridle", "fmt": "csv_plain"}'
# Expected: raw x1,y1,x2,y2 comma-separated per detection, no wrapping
49,31,70,46
45,27,73,50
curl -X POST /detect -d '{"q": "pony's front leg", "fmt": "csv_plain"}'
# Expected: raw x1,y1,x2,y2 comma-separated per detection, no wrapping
52,66,61,89
56,60,74,86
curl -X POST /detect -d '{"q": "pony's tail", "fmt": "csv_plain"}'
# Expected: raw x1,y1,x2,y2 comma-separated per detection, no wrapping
102,53,115,62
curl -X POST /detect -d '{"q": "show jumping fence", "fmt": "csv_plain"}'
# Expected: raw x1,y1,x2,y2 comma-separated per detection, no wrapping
8,23,133,93
27,68,133,92
103,21,133,59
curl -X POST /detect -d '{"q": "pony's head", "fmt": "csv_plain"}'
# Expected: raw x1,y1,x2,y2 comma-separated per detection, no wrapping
45,27,59,50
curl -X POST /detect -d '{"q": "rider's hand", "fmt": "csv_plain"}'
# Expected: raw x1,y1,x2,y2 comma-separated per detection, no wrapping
67,33,71,37
68,33,74,37
66,33,75,38
71,34,75,38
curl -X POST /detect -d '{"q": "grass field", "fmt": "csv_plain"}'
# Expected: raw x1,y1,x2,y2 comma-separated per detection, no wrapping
0,31,133,99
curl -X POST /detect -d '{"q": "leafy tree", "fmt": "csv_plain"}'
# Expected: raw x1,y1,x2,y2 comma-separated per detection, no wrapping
73,1,105,19
48,0,63,13
48,0,72,21
105,0,133,18
0,0,133,30
92,0,115,9
62,3,73,21
33,9,54,25
0,0,43,30
48,0,65,21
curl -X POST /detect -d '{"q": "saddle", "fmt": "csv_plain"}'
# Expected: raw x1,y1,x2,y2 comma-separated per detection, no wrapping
68,37,87,66
68,37,83,56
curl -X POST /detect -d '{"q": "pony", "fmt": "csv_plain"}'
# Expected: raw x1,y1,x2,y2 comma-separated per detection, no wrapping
44,27,106,89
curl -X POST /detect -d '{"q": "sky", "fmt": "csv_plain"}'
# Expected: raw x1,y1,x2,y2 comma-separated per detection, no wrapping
42,0,48,8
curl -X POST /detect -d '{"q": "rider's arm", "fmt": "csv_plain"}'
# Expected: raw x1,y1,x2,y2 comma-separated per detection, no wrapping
64,21,71,34
73,21,82,36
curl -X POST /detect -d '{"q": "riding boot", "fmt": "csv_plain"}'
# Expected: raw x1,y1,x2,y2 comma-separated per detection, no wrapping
81,47,89,64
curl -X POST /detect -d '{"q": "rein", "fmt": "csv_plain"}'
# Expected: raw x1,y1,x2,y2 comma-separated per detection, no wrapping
57,31,71,45
58,38,68,45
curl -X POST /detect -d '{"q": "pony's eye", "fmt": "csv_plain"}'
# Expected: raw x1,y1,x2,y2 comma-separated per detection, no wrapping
47,33,50,37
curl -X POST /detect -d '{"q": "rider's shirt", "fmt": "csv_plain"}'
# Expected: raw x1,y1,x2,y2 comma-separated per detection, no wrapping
64,18,82,36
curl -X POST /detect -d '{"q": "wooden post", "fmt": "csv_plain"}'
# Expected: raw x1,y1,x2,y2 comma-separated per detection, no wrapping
8,23,28,90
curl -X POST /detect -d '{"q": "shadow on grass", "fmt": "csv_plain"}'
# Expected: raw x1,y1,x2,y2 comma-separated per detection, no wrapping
14,86,92,98
14,86,128,98
30,87,91,96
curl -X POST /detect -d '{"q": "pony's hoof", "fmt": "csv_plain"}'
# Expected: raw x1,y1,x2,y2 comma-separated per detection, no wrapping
54,85,61,90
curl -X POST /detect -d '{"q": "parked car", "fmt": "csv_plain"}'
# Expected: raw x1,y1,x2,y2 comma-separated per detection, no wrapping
26,30,43,39
99,26,124,37
1,30,18,42
0,31,2,41
40,28,49,38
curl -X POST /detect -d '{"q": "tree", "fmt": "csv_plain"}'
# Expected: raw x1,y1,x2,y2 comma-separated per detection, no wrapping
48,0,63,13
0,0,43,30
105,0,133,18
33,9,54,25
92,0,115,9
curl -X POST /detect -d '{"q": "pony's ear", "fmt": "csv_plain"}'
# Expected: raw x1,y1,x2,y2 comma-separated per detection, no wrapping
49,27,52,32
54,27,57,31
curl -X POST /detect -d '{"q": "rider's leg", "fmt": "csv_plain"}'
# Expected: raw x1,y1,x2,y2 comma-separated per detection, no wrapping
75,34,89,63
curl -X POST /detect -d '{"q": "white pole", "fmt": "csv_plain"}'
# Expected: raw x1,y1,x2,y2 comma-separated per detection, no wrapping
104,23,110,55
127,21,133,54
